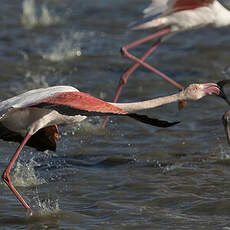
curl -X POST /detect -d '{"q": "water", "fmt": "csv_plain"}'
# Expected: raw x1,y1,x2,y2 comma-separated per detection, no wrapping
0,0,230,229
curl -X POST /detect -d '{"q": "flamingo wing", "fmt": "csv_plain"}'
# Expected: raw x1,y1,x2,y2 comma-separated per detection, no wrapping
0,86,78,119
144,0,215,17
143,0,169,18
167,0,215,13
29,91,128,116
130,0,168,30
29,91,179,128
0,123,58,151
131,0,215,30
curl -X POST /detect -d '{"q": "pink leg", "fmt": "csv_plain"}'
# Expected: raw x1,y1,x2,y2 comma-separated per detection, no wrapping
120,29,184,91
102,28,184,128
101,41,161,128
2,133,33,215
115,39,161,104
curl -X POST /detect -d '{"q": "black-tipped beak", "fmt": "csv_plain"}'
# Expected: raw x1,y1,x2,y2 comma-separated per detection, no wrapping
217,80,230,105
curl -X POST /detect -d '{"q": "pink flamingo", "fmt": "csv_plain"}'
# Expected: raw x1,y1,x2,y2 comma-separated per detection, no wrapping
1,83,221,215
102,0,230,127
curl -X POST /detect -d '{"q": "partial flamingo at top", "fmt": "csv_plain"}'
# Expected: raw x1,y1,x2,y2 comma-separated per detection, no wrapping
131,0,230,31
102,0,230,127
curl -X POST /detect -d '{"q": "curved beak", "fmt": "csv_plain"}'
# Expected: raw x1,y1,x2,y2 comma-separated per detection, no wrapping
200,83,221,95
217,80,230,106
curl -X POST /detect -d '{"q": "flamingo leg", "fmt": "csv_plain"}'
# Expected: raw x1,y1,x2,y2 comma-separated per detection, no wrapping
120,28,184,91
2,133,33,215
115,39,161,103
102,28,185,128
101,42,161,128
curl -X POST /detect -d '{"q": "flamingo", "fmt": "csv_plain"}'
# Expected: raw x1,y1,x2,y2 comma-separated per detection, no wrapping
223,109,230,145
102,0,230,127
0,83,221,215
217,80,230,146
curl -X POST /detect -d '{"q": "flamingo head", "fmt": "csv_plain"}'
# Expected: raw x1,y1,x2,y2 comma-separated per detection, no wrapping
181,83,221,101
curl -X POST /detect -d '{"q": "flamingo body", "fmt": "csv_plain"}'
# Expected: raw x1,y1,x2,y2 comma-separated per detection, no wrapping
1,86,174,138
132,0,230,32
0,83,222,214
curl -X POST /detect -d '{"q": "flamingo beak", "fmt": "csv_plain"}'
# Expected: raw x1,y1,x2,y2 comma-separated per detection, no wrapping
200,83,221,96
217,80,230,105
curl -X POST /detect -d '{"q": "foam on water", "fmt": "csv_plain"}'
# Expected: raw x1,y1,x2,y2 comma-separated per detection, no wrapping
62,118,109,137
39,5,60,26
10,158,60,215
219,145,230,160
42,32,82,62
21,0,60,29
36,198,60,216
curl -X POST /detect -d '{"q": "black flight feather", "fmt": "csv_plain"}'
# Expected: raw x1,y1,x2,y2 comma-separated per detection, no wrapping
30,103,179,128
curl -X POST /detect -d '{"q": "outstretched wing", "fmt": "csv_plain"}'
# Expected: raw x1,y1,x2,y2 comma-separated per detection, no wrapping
29,91,127,116
0,86,78,120
29,91,179,128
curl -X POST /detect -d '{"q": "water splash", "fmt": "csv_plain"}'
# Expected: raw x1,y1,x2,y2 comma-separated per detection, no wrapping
214,134,230,160
62,118,107,137
24,71,49,89
21,0,60,29
36,198,60,216
219,145,230,160
21,0,37,29
11,159,46,187
42,32,82,62
10,158,60,215
39,4,59,26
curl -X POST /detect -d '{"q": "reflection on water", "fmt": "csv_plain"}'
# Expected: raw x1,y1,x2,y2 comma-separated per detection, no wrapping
0,0,230,229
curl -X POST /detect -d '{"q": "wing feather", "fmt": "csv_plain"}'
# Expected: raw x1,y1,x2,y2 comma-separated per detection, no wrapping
130,0,168,30
143,0,169,17
29,91,127,116
169,0,215,13
30,91,179,128
0,86,78,120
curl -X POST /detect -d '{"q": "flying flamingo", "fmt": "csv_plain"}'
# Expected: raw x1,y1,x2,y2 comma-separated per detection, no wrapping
0,83,221,215
102,0,230,127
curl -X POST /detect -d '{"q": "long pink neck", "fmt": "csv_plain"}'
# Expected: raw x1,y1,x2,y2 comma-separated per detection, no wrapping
109,92,182,113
